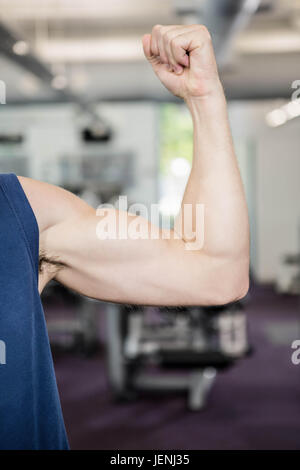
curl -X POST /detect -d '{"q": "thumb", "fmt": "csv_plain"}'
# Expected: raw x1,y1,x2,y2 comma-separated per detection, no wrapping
142,34,152,61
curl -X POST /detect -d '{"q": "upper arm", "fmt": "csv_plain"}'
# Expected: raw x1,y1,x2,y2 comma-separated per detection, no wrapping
46,209,242,306
18,176,246,306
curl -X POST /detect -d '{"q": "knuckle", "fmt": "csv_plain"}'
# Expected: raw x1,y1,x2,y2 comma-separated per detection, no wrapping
198,24,211,40
152,24,162,35
167,32,177,46
162,34,168,46
170,36,178,48
163,30,171,43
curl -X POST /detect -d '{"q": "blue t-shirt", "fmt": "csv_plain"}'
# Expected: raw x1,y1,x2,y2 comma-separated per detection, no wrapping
0,173,69,450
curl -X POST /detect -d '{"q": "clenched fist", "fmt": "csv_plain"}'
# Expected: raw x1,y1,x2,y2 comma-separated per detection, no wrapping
142,25,221,100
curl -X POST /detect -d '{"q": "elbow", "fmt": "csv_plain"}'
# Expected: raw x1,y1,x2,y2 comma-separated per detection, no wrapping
223,273,249,305
207,259,250,306
237,277,250,301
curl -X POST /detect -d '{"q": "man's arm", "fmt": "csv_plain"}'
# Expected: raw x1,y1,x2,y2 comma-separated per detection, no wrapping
19,24,249,306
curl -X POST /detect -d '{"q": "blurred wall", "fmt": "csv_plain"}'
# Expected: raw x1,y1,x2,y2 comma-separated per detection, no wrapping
0,102,159,208
96,102,159,207
230,101,300,283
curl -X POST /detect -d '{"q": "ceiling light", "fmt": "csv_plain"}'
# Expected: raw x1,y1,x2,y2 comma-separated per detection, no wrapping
283,99,300,119
159,196,181,217
265,109,287,127
35,37,143,63
12,40,29,56
265,98,300,128
170,158,191,177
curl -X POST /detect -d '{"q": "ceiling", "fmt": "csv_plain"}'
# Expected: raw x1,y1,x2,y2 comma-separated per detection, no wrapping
0,0,300,103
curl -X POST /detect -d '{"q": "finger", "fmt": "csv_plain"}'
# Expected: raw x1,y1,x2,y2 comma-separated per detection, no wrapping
150,24,161,58
160,25,192,68
158,36,169,65
180,27,217,77
153,25,169,65
161,26,182,71
162,26,203,74
169,29,204,70
142,33,168,75
142,34,152,60
162,26,190,73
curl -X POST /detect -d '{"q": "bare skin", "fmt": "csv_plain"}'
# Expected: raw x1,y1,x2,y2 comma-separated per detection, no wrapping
18,24,250,306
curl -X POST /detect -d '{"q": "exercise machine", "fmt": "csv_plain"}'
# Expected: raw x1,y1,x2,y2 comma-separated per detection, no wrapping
106,301,250,411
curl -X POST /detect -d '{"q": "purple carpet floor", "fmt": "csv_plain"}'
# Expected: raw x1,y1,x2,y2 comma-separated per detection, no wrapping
50,285,300,450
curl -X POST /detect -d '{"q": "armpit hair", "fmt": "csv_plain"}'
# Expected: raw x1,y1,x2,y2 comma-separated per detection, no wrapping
39,249,66,274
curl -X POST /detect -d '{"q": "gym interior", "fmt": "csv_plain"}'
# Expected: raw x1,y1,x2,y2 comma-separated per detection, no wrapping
0,0,299,450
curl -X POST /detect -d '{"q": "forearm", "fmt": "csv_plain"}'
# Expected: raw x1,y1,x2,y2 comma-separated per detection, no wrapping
52,25,249,307
176,81,249,263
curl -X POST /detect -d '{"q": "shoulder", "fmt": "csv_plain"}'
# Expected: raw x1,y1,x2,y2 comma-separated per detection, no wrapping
17,176,93,234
